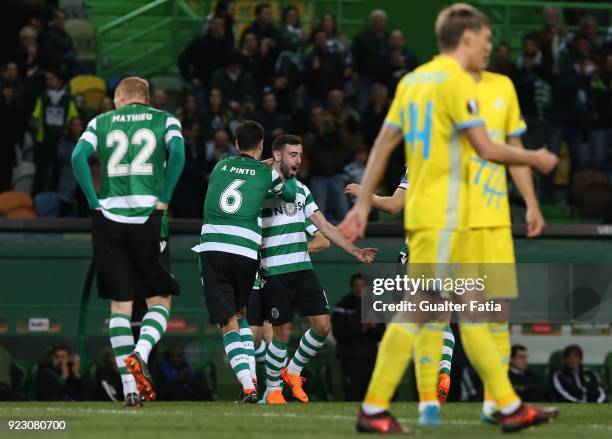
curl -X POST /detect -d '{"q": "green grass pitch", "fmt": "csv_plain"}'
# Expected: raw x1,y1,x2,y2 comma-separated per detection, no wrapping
1,402,610,438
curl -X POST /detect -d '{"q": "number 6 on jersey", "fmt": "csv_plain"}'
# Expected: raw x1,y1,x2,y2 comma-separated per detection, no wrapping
220,179,245,213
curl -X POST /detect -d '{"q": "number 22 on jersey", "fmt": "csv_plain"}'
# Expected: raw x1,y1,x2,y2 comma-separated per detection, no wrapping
106,128,156,177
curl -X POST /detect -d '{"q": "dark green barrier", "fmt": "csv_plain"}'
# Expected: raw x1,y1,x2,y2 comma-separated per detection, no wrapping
1,220,611,399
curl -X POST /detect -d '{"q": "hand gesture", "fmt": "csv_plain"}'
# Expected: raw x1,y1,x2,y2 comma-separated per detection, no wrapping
526,206,545,238
532,148,559,174
338,204,369,242
344,183,362,198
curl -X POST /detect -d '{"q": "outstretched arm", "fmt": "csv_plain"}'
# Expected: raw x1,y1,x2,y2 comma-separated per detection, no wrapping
345,184,405,215
338,125,403,241
308,210,377,263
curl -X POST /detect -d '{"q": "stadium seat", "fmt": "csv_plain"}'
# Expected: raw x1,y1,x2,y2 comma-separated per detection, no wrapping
34,192,60,218
570,170,612,218
65,19,96,62
0,191,37,219
70,75,107,110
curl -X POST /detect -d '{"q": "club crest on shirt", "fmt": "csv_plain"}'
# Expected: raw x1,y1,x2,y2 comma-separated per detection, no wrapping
271,307,280,319
467,99,479,115
282,202,299,217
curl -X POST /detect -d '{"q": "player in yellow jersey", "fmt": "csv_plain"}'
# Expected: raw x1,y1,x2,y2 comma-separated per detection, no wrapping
339,3,559,434
466,47,547,424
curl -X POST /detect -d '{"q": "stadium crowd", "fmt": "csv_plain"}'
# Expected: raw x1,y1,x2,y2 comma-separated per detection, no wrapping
1,2,611,221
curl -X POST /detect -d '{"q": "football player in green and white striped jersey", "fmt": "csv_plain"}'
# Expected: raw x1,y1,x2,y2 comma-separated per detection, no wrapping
260,135,378,405
192,121,296,403
71,77,185,407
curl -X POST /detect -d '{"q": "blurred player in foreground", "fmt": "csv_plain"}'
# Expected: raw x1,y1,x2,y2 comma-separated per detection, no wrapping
339,3,559,434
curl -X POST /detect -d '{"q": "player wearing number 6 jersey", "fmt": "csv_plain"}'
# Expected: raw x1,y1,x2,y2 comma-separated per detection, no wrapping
71,76,185,407
192,121,296,403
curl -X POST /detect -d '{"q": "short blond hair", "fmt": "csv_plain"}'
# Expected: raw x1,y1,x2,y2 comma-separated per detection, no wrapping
115,76,149,102
435,3,491,51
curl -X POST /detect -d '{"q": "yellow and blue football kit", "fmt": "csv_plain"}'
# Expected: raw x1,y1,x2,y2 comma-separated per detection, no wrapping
363,58,522,417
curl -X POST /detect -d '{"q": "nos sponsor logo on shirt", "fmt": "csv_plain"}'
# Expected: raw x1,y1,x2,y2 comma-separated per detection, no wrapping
274,201,304,217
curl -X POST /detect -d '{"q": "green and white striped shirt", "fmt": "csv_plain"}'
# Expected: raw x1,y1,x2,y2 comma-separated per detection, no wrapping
261,180,319,276
192,156,287,260
79,104,183,224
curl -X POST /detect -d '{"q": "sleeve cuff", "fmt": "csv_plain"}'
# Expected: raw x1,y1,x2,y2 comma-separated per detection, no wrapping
383,120,402,131
508,126,527,137
456,119,485,130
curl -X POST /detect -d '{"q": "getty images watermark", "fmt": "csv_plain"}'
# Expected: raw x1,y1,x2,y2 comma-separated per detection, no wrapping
360,263,612,324
371,273,501,313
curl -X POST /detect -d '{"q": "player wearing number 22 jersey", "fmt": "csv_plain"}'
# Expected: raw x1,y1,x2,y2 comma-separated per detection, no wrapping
192,121,296,403
71,77,185,408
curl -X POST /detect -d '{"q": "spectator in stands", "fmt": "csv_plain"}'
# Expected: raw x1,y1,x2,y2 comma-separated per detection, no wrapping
490,42,516,78
239,30,275,90
252,90,287,158
175,94,202,128
153,345,212,401
325,88,361,151
200,87,236,139
304,105,349,220
332,274,385,401
13,25,45,80
508,345,549,402
0,61,26,192
171,121,208,219
385,29,418,92
31,69,78,196
279,5,306,52
73,93,95,125
552,344,607,403
242,3,281,54
44,8,82,76
178,15,233,91
303,30,346,108
533,6,566,74
514,34,551,151
362,82,389,148
544,34,593,200
56,116,83,216
209,49,258,115
319,12,348,56
578,16,604,61
204,128,236,171
588,52,612,174
98,96,113,114
202,0,236,48
35,343,86,401
151,89,169,112
351,9,390,112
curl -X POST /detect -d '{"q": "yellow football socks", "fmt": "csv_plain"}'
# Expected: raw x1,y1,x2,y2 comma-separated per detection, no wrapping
459,323,520,412
362,323,419,412
415,323,445,404
483,322,511,413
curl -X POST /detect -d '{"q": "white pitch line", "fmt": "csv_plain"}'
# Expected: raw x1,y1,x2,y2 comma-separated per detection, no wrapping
2,406,611,432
